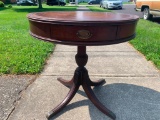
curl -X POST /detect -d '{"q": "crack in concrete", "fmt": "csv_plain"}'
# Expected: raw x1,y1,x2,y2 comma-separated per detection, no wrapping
40,74,160,77
6,76,38,120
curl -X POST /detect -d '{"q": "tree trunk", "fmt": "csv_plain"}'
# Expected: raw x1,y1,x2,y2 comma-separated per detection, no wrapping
58,0,60,5
38,0,42,9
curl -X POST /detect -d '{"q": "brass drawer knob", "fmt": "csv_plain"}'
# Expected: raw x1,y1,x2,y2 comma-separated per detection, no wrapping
77,30,92,39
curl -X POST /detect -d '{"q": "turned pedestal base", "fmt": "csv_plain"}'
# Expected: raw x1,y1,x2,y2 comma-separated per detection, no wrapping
46,46,116,120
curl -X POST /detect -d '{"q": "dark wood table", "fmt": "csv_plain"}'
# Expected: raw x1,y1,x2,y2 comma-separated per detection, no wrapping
27,11,139,120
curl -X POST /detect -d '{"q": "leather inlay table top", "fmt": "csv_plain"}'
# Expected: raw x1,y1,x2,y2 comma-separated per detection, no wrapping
28,11,138,23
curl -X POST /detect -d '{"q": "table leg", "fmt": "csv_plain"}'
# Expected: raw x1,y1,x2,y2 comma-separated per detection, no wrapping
81,68,116,120
89,78,106,86
46,71,80,119
57,77,73,88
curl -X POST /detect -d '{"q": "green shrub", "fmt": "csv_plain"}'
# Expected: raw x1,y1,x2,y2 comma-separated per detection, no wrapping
0,1,5,7
8,4,12,8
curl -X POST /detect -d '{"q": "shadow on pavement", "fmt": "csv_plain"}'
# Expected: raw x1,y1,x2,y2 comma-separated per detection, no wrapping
50,83,160,120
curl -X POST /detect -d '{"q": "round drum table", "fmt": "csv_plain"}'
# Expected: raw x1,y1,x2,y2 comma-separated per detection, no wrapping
27,11,139,120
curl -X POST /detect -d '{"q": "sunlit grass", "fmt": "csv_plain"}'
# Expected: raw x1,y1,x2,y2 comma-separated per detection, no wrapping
0,5,77,74
130,20,160,69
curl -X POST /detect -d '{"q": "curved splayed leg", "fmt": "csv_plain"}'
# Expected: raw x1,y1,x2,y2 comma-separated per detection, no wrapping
89,79,106,86
47,81,80,119
57,77,73,88
82,77,116,120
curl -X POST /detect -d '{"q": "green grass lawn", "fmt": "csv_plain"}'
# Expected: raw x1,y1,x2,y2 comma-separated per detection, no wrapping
0,5,77,74
130,20,160,69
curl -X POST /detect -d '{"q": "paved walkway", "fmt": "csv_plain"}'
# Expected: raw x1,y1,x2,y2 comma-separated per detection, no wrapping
8,43,160,120
4,6,160,120
76,6,90,11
